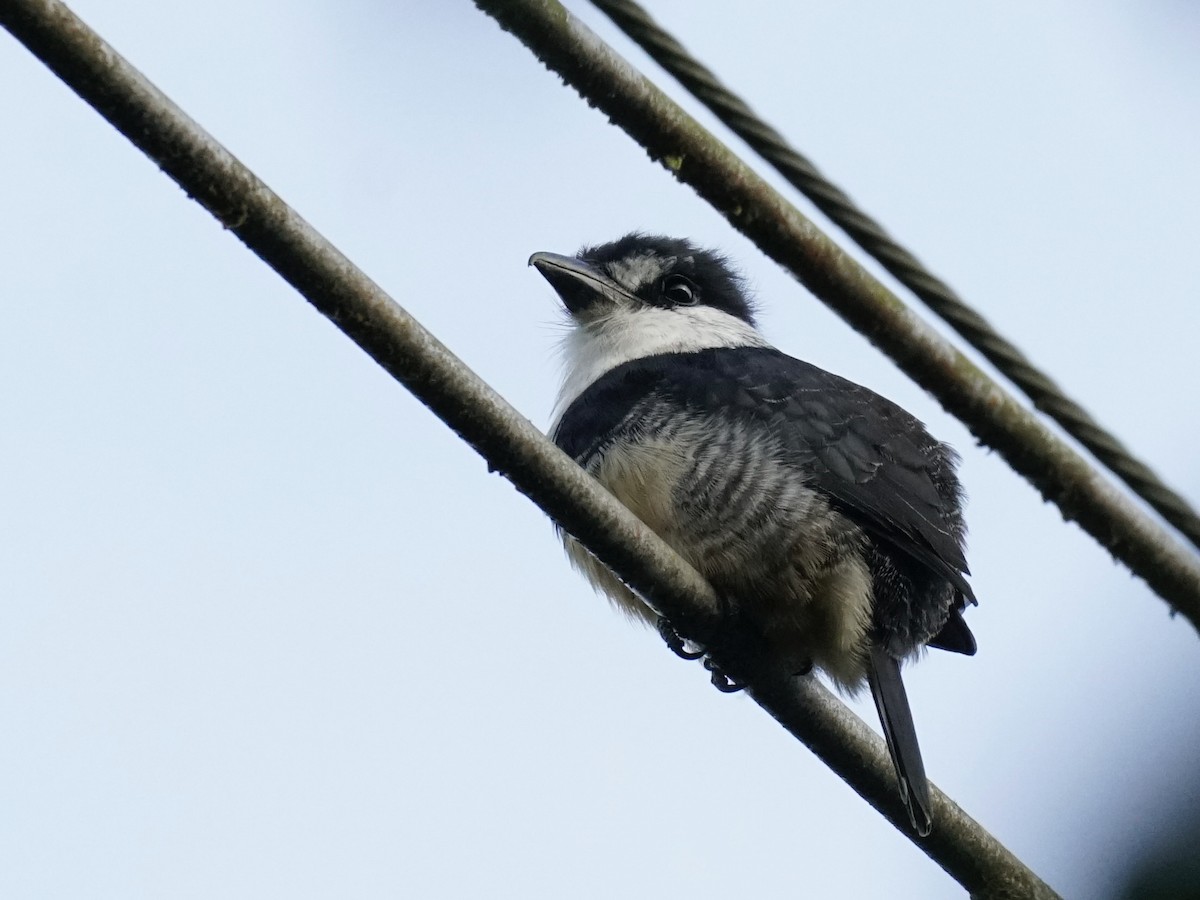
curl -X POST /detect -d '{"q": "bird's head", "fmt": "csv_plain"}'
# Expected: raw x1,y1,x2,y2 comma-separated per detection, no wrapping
529,233,756,328
531,233,768,417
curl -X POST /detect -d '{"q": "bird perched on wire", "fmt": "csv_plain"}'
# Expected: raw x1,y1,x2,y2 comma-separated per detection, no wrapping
530,233,977,837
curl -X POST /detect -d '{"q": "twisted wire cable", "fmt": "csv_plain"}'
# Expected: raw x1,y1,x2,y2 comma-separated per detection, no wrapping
591,0,1200,552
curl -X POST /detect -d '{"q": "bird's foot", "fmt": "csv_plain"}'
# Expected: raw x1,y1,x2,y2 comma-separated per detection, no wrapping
657,616,748,693
704,657,746,693
656,616,706,660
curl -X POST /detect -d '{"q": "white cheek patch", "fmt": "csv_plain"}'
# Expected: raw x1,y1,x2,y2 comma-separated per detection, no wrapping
606,254,674,292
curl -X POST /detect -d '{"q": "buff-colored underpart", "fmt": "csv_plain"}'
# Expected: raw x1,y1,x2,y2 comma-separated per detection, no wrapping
561,437,875,691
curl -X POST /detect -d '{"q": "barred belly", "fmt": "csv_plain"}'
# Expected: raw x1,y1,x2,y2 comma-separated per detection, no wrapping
562,424,875,689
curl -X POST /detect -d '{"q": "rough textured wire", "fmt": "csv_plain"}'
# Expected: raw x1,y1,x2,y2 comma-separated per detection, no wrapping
591,0,1200,552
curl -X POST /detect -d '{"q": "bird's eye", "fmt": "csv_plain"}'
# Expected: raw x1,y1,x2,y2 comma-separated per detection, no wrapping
662,275,699,306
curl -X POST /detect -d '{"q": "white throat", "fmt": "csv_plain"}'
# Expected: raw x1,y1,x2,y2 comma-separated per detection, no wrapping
552,305,770,425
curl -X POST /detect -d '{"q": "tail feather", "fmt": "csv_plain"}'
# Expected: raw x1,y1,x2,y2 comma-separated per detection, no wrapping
867,644,933,836
926,605,977,656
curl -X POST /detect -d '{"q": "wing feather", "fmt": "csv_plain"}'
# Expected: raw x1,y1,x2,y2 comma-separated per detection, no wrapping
669,349,973,600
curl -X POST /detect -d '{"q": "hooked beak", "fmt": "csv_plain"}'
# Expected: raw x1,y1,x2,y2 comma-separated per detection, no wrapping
528,251,636,316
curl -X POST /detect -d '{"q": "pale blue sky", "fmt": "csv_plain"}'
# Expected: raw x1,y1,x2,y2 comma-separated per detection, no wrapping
2,2,1199,897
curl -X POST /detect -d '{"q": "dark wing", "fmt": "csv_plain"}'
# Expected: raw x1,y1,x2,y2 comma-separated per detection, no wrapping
553,347,974,606
672,348,975,604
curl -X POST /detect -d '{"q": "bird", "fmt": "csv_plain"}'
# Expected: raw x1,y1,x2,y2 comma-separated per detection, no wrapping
529,232,976,837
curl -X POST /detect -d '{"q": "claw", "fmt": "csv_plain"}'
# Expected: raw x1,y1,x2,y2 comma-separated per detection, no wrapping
704,657,746,693
656,617,748,692
656,616,706,660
